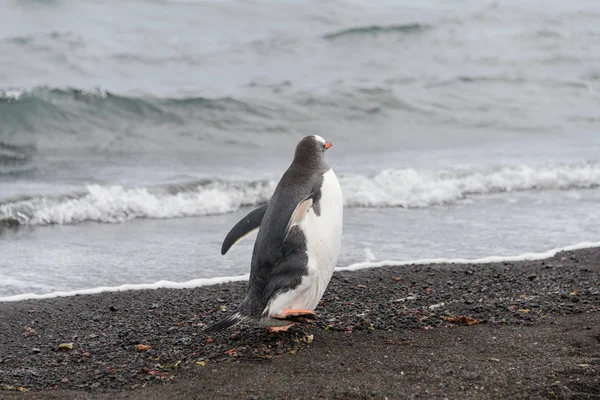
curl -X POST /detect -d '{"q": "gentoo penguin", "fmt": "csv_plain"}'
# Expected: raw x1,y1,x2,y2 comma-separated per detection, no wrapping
205,135,343,332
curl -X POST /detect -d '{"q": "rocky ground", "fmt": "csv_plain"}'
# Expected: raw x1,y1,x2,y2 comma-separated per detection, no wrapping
0,247,599,399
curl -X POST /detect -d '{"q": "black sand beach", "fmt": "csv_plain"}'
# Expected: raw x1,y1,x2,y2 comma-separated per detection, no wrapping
1,247,599,399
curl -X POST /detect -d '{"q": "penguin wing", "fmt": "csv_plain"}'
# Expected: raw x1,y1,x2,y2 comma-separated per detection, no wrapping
283,197,313,241
221,204,268,255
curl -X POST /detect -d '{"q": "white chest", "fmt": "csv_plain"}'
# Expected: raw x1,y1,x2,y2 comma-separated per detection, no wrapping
300,169,344,277
264,169,344,316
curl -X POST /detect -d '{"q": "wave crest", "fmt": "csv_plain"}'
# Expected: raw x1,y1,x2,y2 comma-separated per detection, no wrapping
1,162,599,227
342,162,600,208
323,23,430,40
0,180,274,226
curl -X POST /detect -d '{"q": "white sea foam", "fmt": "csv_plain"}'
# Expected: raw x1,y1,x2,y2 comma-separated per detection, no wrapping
0,181,275,226
0,274,249,302
340,162,600,208
336,241,600,271
1,241,598,303
0,88,26,101
1,162,599,226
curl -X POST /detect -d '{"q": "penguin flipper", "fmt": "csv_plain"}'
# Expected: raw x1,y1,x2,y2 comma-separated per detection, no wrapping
284,197,313,240
221,204,268,255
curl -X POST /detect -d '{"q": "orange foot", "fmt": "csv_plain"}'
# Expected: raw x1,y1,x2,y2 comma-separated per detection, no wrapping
273,309,316,321
269,324,294,332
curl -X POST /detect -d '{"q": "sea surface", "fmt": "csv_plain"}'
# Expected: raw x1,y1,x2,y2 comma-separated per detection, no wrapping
1,0,600,299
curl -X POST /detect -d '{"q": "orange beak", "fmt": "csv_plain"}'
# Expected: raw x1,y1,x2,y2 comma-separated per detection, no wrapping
325,142,332,150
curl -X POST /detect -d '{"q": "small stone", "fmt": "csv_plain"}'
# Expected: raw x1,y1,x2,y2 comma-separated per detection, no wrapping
109,306,118,312
229,333,241,341
136,344,151,352
173,337,191,345
23,326,37,337
58,343,74,351
31,348,41,354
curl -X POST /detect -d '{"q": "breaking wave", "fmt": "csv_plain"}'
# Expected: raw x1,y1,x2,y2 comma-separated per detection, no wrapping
1,162,599,227
0,86,262,122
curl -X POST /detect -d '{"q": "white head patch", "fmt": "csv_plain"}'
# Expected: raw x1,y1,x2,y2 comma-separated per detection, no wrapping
312,135,326,145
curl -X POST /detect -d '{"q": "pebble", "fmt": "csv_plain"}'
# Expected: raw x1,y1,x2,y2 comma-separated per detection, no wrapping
173,337,191,345
136,344,151,352
58,343,74,351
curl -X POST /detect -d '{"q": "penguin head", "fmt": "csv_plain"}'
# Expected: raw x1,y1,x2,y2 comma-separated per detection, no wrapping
294,135,332,158
312,135,333,151
293,135,332,166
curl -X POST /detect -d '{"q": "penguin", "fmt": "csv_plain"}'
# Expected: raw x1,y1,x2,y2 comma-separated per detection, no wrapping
205,135,343,333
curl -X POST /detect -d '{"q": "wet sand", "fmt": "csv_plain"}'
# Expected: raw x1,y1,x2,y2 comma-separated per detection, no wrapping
1,247,599,399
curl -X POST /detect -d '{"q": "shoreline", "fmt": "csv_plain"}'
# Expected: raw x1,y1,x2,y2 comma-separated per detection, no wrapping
1,247,599,399
3,240,600,303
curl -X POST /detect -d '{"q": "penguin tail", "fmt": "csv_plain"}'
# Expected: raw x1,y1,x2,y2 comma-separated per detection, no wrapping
203,312,246,334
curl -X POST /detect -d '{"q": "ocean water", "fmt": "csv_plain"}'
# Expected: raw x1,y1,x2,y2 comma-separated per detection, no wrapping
1,0,600,299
